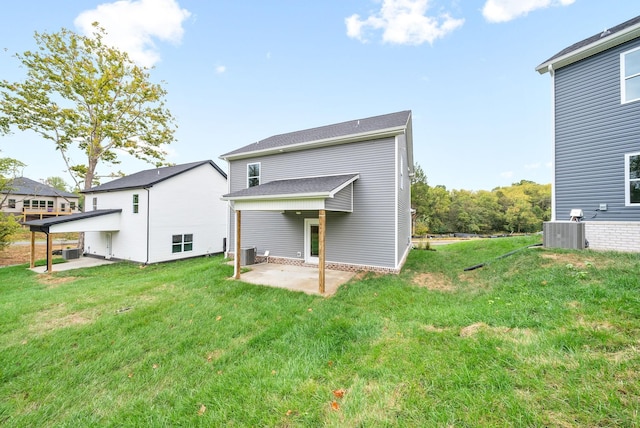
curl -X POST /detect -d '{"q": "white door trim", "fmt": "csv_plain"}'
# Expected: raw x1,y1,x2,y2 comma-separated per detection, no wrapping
304,218,319,264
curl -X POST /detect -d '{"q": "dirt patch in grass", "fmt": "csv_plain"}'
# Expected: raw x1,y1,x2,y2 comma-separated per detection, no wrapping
539,252,599,268
459,322,537,344
31,304,94,333
37,274,78,288
412,272,455,292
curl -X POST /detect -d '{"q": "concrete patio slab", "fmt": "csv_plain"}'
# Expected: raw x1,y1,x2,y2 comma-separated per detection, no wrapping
234,263,356,296
30,257,115,274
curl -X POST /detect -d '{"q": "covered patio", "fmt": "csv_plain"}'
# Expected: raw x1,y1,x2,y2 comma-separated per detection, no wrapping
222,174,359,295
23,209,122,273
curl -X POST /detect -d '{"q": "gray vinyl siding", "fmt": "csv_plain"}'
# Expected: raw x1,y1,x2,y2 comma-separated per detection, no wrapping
554,37,640,222
396,134,411,266
325,183,353,212
228,137,397,268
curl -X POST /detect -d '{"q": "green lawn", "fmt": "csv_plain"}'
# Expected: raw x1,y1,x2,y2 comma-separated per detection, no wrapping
1,236,639,427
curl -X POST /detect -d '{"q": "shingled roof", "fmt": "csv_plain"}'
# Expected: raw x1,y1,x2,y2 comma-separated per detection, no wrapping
4,177,77,198
537,15,640,74
83,160,226,193
221,110,412,160
222,174,359,200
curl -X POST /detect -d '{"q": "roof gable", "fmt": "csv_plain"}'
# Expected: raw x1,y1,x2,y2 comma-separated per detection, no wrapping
537,15,640,74
83,160,227,193
3,177,78,198
221,110,412,160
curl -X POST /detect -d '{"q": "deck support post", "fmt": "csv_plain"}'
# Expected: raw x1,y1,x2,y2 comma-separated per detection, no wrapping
319,209,326,294
30,231,36,269
234,209,241,280
46,232,52,274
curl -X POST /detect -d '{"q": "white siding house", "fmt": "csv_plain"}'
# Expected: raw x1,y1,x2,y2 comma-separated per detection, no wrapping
26,160,228,265
83,160,228,263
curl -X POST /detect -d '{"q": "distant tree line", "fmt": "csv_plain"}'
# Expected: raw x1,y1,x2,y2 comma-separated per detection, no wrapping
411,163,551,236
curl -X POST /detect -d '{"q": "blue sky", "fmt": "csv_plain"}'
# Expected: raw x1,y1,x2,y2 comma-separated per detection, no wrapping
0,0,638,190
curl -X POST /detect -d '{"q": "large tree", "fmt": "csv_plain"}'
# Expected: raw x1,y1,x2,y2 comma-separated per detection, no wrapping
0,24,176,191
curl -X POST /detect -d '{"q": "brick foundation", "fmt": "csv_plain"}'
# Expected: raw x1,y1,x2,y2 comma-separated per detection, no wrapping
584,221,640,252
228,253,401,274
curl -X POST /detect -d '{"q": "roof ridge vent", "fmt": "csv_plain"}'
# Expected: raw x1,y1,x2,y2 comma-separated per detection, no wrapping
600,28,611,38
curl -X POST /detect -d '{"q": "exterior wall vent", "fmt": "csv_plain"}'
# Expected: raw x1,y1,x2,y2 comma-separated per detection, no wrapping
543,221,586,250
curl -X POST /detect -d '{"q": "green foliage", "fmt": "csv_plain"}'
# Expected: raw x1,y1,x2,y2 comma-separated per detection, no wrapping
43,176,70,193
0,213,20,250
0,24,176,191
411,163,551,234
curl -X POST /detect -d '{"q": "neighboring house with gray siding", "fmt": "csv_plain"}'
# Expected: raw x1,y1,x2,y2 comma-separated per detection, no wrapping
537,15,640,252
220,110,414,274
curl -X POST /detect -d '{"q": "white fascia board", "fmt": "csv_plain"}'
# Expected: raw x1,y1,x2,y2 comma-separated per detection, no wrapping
220,127,406,161
537,25,640,74
222,192,331,202
327,174,359,198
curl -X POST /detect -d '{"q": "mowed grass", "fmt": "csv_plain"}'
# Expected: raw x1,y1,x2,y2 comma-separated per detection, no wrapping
1,236,639,426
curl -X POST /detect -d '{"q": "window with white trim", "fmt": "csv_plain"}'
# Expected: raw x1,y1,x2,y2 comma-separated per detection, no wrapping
621,47,640,103
133,194,139,214
8,199,15,208
172,234,193,253
247,162,260,187
626,152,640,205
92,197,97,211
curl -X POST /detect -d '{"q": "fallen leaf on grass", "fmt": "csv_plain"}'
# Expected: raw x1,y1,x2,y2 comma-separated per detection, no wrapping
332,389,345,398
198,404,206,416
127,372,134,378
216,315,222,321
152,364,159,369
286,409,298,416
331,401,340,411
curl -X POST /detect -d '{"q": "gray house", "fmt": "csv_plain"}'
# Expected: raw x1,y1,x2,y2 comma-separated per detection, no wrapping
537,15,640,252
220,110,414,290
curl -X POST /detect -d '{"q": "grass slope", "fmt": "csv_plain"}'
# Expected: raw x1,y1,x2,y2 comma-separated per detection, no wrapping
1,236,639,426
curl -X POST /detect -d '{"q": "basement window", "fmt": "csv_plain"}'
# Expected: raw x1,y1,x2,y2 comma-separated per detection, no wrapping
172,234,193,253
626,152,640,205
621,47,640,103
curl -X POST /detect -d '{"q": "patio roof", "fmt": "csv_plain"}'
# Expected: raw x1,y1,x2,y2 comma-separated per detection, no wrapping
221,173,359,211
24,209,122,234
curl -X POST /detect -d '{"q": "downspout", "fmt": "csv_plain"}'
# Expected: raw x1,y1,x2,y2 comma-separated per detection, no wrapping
549,64,557,221
145,187,150,264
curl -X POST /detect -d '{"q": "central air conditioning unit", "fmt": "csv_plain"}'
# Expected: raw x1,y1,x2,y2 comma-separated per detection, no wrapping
543,221,586,250
62,248,81,260
240,247,256,266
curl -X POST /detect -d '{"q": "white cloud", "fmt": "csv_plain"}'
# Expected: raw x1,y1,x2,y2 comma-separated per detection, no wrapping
215,65,226,74
482,0,575,23
346,0,464,45
500,171,514,178
74,0,191,67
524,162,541,170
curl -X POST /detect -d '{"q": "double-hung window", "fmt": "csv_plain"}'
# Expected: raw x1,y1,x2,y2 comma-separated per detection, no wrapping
8,199,16,209
93,197,98,211
626,152,640,205
172,234,193,253
133,194,139,214
247,162,260,187
621,47,640,103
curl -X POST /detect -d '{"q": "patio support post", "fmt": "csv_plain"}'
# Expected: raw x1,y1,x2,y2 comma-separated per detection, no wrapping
30,231,35,268
234,209,241,279
46,232,52,273
319,209,326,294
